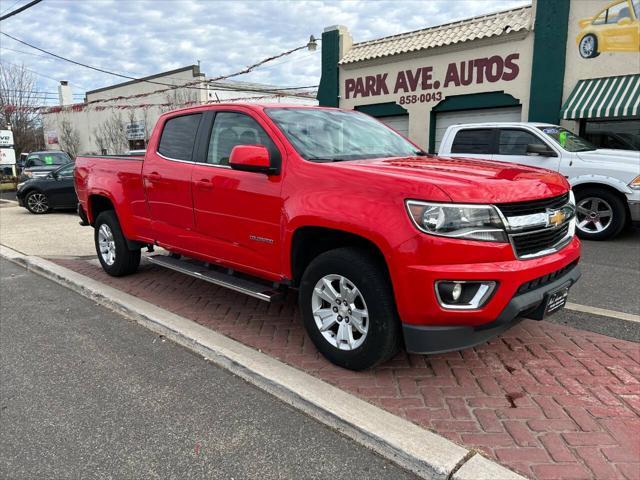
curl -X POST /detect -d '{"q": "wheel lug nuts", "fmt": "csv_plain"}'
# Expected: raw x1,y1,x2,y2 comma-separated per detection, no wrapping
337,315,343,321
333,307,338,313
348,309,352,314
345,317,350,323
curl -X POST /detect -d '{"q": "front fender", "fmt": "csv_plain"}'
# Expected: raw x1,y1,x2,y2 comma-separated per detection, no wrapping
569,175,633,195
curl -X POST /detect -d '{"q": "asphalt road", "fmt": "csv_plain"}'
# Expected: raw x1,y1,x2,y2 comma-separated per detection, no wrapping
0,259,417,480
545,225,640,342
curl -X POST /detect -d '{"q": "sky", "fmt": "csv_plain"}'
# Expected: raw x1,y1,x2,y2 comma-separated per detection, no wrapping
0,0,529,105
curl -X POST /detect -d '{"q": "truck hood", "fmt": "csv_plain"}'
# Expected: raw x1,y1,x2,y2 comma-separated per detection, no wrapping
576,149,640,170
335,156,568,204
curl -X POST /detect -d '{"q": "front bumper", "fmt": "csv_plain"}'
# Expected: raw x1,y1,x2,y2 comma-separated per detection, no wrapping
628,200,640,223
404,263,581,354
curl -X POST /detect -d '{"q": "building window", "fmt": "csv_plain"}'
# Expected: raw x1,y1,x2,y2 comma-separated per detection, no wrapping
582,119,640,151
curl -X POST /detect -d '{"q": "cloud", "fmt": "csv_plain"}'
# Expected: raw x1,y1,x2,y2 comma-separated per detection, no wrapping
0,0,529,103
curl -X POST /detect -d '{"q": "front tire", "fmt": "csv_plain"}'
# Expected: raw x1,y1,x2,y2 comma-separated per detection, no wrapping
25,191,50,214
579,34,600,58
94,210,141,276
575,187,626,240
299,247,401,370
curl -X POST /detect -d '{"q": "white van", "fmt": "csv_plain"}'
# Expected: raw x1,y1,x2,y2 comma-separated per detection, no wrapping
438,123,640,240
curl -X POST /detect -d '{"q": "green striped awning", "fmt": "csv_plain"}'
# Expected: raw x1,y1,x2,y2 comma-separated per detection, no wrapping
561,74,640,120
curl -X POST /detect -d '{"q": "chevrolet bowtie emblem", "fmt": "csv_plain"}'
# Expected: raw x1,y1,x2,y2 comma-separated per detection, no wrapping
547,210,566,228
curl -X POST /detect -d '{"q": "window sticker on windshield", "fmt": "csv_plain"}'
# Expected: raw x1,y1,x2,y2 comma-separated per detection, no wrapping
542,128,558,134
43,155,54,165
558,131,568,148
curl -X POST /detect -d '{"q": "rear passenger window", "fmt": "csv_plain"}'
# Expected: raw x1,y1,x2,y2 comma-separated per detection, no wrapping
498,129,543,155
158,114,202,161
451,129,493,154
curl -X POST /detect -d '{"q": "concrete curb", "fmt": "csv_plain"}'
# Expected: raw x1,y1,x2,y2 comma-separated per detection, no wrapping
0,245,526,480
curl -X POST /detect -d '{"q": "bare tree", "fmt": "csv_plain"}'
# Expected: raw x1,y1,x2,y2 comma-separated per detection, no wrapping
58,116,80,159
160,88,199,113
92,111,128,155
0,63,45,155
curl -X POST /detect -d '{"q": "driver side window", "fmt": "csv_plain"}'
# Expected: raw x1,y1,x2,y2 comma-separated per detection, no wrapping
206,112,276,165
498,129,546,155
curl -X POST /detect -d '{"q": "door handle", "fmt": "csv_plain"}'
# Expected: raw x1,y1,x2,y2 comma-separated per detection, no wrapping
195,179,214,190
146,172,162,182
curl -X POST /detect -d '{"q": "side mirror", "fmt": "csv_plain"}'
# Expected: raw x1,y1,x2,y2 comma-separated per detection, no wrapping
526,143,557,157
229,145,277,175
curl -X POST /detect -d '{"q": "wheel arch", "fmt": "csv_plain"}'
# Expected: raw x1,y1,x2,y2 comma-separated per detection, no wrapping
289,226,391,287
88,194,116,226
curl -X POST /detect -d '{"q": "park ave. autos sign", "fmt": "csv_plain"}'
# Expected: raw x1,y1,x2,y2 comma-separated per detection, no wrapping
344,53,520,105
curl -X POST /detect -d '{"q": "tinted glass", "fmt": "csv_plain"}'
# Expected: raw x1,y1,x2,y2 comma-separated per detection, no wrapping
451,129,493,154
537,126,596,152
56,163,74,177
498,129,543,155
266,108,421,162
158,114,202,161
207,112,276,165
26,156,43,167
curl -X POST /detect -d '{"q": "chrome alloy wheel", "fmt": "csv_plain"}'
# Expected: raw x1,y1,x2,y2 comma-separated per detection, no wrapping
579,35,595,58
311,274,369,351
576,197,613,234
98,224,116,266
27,193,48,213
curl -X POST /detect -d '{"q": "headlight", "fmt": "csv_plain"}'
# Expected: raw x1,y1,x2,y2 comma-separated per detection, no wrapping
629,176,640,190
17,182,26,190
406,201,507,242
23,171,33,178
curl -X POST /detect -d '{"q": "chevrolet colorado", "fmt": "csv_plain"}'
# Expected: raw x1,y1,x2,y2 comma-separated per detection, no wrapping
75,104,581,370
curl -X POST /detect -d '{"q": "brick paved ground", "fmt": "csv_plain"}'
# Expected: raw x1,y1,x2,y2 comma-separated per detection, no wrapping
53,258,640,480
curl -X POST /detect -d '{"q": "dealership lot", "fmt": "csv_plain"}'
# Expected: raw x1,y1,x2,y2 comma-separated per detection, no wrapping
1,203,639,479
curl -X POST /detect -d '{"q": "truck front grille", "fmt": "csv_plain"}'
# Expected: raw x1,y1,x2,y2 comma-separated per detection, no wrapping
496,193,574,259
498,193,569,217
511,223,571,257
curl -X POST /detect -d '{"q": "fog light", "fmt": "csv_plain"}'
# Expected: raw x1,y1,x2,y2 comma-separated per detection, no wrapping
452,283,462,301
435,281,496,310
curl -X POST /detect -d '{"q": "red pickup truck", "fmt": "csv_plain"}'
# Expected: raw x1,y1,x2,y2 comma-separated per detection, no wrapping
75,104,581,370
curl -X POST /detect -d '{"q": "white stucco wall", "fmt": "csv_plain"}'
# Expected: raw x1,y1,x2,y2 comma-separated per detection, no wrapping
338,33,534,149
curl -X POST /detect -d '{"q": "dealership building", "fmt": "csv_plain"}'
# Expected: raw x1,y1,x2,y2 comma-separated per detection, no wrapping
317,0,640,152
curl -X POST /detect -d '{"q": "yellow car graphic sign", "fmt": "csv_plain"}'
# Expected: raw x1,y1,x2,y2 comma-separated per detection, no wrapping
576,0,640,58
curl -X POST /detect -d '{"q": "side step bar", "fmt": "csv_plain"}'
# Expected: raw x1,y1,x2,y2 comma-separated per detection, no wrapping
146,255,284,302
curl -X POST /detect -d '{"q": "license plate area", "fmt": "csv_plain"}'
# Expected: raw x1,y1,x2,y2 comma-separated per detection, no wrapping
544,285,570,316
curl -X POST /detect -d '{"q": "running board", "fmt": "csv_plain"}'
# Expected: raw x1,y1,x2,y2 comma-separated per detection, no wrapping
146,255,284,302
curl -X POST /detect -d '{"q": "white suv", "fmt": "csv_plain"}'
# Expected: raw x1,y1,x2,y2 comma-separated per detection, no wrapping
438,123,640,240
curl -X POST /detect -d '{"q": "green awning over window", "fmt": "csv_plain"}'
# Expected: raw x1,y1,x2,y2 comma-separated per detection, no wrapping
561,74,639,120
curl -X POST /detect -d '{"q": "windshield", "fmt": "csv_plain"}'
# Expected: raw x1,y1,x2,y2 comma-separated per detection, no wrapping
537,126,596,152
265,108,423,161
33,152,72,166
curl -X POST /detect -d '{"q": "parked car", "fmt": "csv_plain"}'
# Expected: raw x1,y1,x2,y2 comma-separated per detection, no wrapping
19,151,72,182
75,104,581,370
576,0,640,58
16,163,77,214
438,123,640,240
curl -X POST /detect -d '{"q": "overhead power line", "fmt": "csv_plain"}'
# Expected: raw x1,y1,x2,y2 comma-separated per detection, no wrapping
0,0,43,21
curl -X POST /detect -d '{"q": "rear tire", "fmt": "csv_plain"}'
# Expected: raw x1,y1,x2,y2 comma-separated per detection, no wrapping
575,187,626,240
94,210,141,276
299,247,401,370
25,191,50,214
